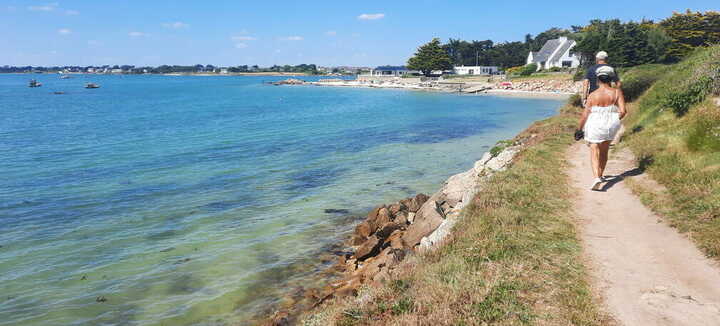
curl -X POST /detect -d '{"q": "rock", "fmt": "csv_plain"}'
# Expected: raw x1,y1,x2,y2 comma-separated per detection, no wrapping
401,195,445,248
96,296,107,303
484,146,520,171
387,230,404,249
354,221,372,238
366,205,385,231
407,194,429,213
374,207,392,229
350,234,367,246
394,211,409,225
354,235,382,261
441,169,478,205
419,214,460,251
271,312,290,326
388,203,405,215
407,212,416,224
375,222,403,240
324,208,349,214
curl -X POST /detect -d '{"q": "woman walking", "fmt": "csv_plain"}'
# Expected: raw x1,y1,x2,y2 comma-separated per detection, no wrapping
576,65,626,190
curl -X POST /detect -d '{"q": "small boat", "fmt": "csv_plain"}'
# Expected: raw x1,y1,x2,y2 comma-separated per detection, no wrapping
60,75,72,79
29,79,42,87
85,83,100,89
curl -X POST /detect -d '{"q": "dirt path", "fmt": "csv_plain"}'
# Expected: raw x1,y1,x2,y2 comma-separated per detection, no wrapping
568,143,720,325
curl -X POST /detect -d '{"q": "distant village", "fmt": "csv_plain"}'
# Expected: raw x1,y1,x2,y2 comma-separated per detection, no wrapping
1,35,580,77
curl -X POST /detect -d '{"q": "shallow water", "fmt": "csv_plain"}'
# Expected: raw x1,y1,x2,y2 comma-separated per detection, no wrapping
0,74,563,325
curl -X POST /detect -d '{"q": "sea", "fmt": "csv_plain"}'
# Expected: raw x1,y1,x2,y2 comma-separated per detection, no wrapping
0,74,563,325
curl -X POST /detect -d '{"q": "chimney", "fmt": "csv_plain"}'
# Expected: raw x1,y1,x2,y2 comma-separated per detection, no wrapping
559,36,568,42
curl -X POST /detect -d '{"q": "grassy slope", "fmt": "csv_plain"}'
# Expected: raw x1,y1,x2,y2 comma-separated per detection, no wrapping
300,105,613,325
298,47,720,324
620,45,720,260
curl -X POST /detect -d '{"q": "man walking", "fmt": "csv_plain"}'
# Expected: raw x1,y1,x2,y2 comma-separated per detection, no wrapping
582,51,621,105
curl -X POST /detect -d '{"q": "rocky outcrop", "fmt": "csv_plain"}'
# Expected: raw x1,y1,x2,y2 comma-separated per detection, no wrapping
272,78,306,85
265,141,525,325
495,80,581,93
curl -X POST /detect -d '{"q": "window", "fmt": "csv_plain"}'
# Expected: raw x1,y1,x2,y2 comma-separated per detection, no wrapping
468,69,474,75
562,61,572,67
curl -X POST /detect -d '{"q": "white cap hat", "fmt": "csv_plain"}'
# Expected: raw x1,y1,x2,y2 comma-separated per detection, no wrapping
596,51,608,60
596,65,615,77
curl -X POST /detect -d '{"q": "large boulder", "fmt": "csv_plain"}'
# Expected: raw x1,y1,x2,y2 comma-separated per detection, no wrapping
354,235,382,261
419,213,460,251
375,222,403,240
364,205,385,232
354,221,372,238
484,146,520,172
406,194,429,213
440,169,477,208
401,194,445,248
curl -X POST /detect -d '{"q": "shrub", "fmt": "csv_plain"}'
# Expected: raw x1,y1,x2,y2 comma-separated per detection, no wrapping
619,64,671,101
520,63,537,76
687,108,720,151
663,76,714,116
505,65,525,75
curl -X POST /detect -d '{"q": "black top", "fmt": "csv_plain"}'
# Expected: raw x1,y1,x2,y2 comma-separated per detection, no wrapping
585,63,619,93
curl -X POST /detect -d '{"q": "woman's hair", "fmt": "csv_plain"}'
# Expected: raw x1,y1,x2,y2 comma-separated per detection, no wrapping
598,74,612,84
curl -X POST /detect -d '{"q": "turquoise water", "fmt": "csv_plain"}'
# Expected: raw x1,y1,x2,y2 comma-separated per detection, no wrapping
0,74,563,325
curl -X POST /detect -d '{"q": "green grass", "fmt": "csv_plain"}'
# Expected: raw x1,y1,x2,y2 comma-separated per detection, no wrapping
621,45,720,260
299,103,613,325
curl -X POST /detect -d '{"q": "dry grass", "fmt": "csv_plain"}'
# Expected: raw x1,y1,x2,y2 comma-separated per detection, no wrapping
299,106,614,325
620,46,720,260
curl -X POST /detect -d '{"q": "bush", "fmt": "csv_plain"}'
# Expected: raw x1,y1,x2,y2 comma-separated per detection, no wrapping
619,64,671,101
687,110,720,152
520,63,537,76
663,76,714,116
548,67,563,72
505,65,525,75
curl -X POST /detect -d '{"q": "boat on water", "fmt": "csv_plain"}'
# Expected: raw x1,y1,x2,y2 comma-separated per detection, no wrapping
28,79,42,87
60,75,72,79
85,83,100,89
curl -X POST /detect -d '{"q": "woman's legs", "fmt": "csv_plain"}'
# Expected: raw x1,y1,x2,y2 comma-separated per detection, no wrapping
598,141,611,178
589,143,601,179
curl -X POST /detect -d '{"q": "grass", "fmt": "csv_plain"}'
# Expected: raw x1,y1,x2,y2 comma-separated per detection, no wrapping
620,45,720,260
299,102,614,325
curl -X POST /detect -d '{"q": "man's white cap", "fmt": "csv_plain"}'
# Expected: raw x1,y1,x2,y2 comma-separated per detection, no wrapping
596,51,609,60
596,65,615,77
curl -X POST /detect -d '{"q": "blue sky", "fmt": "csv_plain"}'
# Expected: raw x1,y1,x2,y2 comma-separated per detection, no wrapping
1,1,717,67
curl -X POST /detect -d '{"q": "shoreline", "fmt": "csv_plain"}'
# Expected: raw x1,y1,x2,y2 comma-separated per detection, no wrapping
263,106,563,325
280,78,577,99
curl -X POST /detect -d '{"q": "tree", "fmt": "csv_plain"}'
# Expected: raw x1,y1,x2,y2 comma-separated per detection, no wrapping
407,38,453,76
573,19,670,67
661,10,720,61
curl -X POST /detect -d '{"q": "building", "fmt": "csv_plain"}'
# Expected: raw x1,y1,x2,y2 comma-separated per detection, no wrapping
453,66,499,75
526,36,580,70
369,66,414,77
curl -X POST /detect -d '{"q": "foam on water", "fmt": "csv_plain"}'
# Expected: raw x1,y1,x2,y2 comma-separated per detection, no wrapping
0,74,563,325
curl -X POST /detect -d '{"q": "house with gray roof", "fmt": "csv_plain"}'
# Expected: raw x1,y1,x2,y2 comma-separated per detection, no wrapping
526,37,580,70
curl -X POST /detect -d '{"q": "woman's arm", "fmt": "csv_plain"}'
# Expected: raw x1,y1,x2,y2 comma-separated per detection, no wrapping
616,89,627,120
577,97,592,130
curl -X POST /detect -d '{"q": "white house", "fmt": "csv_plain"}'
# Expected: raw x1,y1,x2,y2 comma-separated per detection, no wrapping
453,65,499,75
526,37,580,70
370,66,415,77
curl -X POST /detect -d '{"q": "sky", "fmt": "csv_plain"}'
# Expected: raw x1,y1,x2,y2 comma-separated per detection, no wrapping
1,0,717,67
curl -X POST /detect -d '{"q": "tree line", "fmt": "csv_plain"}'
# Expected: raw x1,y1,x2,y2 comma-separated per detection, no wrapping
407,10,720,75
0,64,319,74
